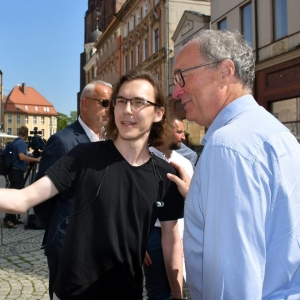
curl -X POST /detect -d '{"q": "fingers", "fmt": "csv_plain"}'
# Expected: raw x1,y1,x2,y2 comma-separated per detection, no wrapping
167,173,189,199
143,250,152,266
167,161,191,199
169,161,190,182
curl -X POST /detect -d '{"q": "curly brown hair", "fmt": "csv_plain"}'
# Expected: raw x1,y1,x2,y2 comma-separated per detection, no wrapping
106,69,171,147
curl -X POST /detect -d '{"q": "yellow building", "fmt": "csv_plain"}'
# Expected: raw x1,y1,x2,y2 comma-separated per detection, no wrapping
2,82,57,141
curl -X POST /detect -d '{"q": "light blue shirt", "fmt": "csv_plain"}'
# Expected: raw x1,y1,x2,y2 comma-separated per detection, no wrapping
184,95,300,299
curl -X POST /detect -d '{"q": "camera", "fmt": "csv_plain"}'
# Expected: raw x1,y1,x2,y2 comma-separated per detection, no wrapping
28,127,45,158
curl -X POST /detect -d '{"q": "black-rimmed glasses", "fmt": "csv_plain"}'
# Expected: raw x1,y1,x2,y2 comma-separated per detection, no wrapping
87,97,110,108
112,96,161,111
173,62,219,88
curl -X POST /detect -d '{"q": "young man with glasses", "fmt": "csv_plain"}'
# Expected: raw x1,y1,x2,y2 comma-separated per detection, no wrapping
169,30,300,299
0,70,185,300
33,80,112,299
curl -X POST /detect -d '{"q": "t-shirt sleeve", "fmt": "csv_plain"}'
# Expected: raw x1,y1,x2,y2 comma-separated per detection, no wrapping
156,160,184,222
16,140,26,154
45,144,84,200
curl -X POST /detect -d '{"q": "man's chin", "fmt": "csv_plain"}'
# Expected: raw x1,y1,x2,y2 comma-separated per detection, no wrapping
170,143,181,150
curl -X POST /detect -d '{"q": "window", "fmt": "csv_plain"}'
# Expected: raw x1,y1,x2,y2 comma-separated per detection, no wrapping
136,8,141,25
129,16,134,31
33,116,37,124
25,116,28,124
273,0,287,40
41,129,45,137
154,28,159,52
41,117,45,125
130,50,134,70
25,105,28,110
35,106,38,111
124,23,128,37
17,115,20,124
242,3,253,47
136,44,140,65
16,128,19,135
144,38,148,60
8,115,12,123
218,19,227,30
143,2,148,18
124,55,127,73
271,97,300,142
7,128,12,135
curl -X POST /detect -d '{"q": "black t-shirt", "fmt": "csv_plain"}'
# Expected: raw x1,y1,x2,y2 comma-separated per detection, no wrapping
45,140,184,299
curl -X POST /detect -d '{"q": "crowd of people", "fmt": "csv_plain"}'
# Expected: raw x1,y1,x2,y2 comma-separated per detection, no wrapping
0,29,299,300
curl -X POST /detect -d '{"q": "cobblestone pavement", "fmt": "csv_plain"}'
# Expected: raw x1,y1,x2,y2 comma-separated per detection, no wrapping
0,175,191,300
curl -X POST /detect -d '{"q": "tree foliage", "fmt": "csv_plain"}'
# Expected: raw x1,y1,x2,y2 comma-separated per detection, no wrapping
57,111,78,131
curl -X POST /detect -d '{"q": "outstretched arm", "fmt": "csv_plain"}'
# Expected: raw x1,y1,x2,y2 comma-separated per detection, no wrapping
0,176,58,214
161,220,183,299
167,161,191,198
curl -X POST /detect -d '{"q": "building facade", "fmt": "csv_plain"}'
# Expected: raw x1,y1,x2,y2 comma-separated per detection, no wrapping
79,0,127,113
89,0,211,152
210,0,300,142
2,83,57,141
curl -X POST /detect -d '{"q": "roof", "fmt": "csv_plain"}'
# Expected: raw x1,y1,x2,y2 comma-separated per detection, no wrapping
87,28,102,43
4,84,58,116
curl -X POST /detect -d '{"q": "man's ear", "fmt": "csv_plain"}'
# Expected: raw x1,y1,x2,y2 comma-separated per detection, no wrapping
154,106,165,123
220,59,235,78
81,98,88,111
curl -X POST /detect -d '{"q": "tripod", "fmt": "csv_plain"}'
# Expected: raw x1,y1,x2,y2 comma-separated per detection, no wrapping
23,149,40,228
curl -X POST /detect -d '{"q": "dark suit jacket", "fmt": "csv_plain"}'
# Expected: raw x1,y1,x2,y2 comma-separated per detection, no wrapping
34,120,90,260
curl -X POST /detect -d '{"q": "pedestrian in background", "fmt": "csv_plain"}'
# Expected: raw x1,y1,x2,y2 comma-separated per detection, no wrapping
2,126,40,228
168,29,300,299
33,80,112,299
144,115,193,300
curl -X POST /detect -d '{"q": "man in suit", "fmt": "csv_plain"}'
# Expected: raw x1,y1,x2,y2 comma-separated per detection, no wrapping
33,80,112,299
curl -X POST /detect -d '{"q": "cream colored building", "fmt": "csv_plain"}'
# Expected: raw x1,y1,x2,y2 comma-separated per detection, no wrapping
2,83,57,141
211,0,300,142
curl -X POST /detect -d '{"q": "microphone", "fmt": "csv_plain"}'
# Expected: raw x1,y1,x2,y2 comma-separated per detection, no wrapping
156,201,164,207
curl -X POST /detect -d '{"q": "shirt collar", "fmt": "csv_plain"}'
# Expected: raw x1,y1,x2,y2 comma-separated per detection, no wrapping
149,146,172,162
202,95,258,145
78,116,100,142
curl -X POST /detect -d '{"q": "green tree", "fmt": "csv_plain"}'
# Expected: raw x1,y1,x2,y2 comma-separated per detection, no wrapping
69,111,77,124
57,111,78,132
57,112,69,131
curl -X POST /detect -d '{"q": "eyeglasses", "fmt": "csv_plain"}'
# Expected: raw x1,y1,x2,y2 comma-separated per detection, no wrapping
87,97,110,108
173,62,219,87
112,96,161,111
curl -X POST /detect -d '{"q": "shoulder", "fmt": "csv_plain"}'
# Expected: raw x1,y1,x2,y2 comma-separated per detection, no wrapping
152,153,176,174
70,139,111,154
171,151,194,177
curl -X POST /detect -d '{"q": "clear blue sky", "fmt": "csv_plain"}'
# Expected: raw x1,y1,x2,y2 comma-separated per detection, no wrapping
0,1,87,116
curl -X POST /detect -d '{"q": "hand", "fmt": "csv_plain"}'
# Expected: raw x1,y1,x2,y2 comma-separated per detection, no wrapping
167,161,191,199
143,250,152,266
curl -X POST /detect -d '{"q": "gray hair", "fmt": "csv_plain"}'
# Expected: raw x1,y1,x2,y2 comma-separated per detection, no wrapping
191,30,255,92
80,80,112,100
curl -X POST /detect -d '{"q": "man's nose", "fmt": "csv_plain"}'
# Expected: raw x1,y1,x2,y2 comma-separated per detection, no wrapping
172,83,184,99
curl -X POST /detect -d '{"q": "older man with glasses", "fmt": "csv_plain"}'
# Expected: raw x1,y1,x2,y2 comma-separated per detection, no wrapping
33,80,112,300
168,30,300,299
